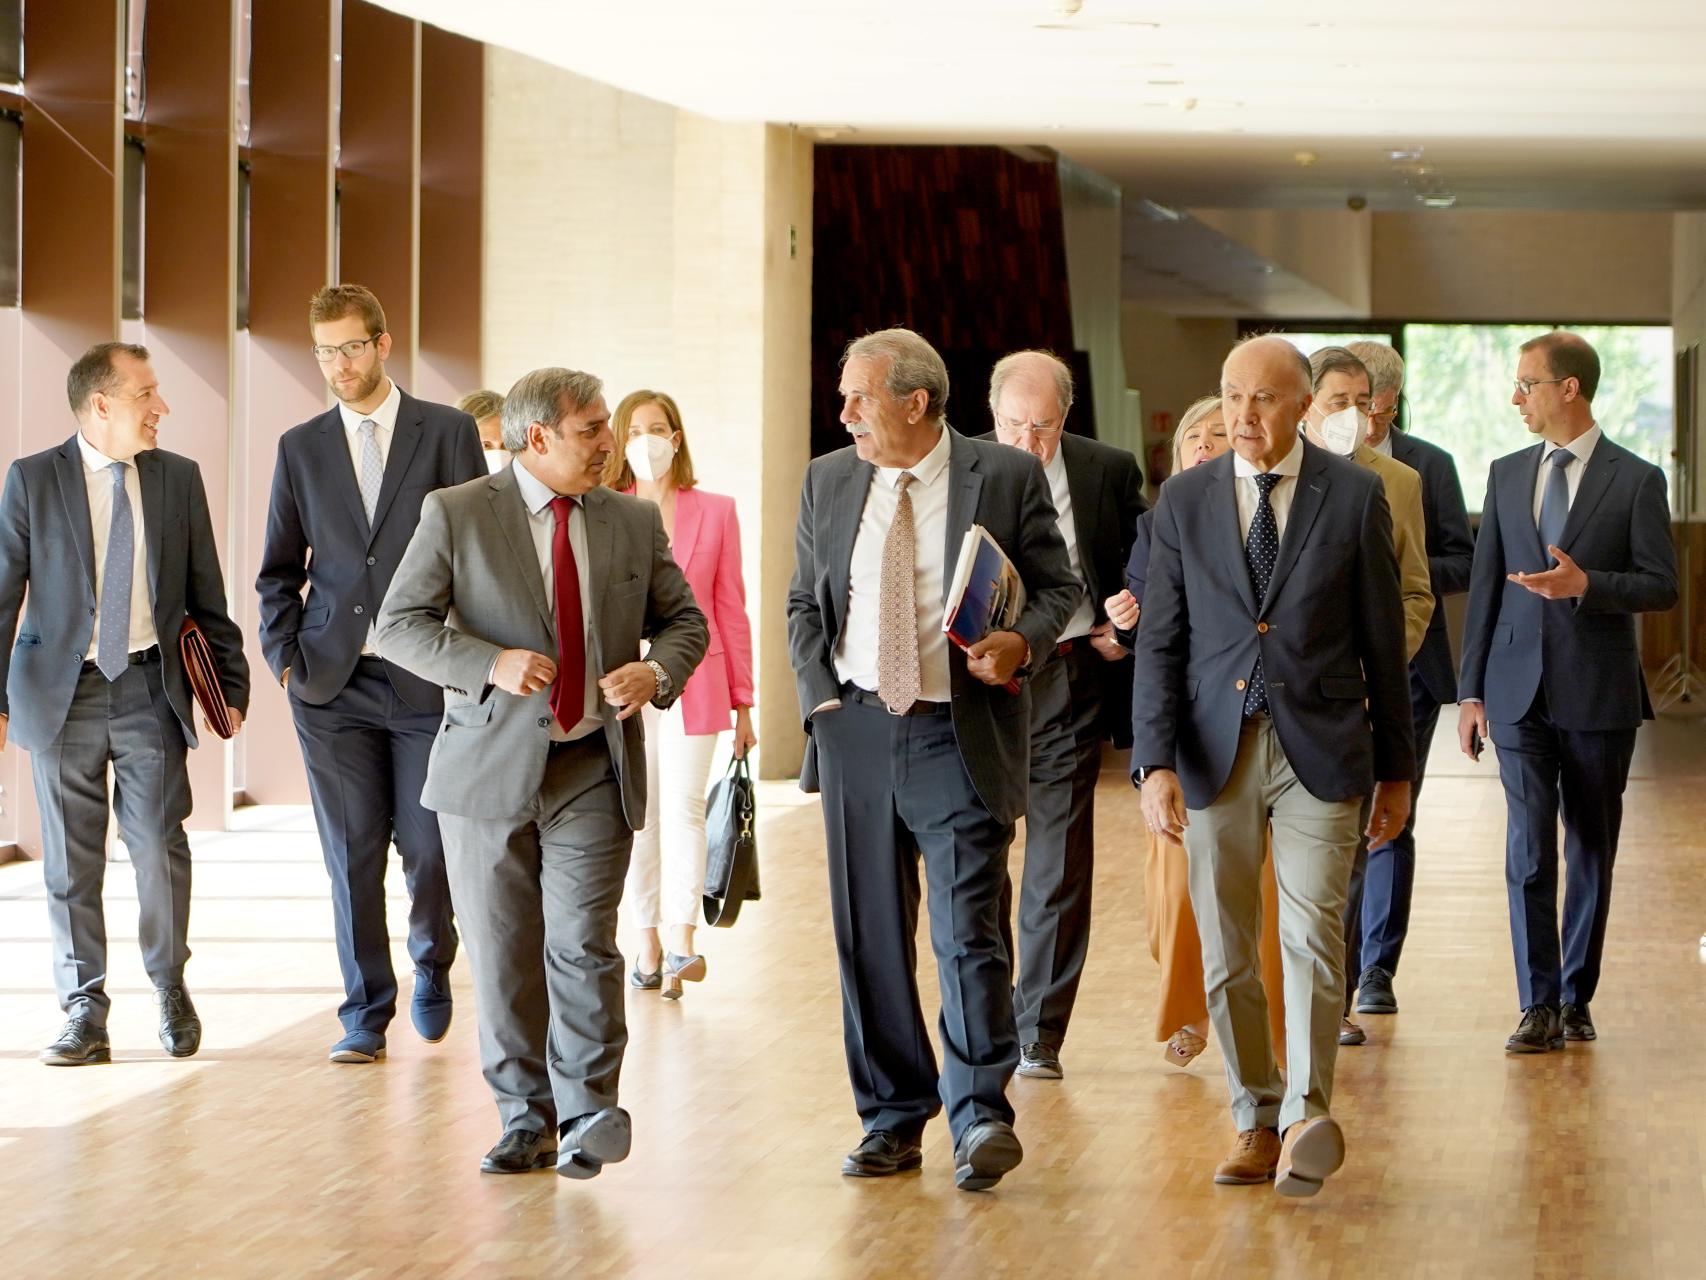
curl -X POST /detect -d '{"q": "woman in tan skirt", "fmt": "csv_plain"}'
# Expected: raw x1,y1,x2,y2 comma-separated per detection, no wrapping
1107,396,1287,1067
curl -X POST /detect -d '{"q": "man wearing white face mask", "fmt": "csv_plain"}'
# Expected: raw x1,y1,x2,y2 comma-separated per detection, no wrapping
1304,345,1431,1047
603,389,756,999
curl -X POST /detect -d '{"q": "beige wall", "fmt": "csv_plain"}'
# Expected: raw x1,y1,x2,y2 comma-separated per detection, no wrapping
1058,157,1130,453
483,49,812,778
1373,211,1672,322
1121,304,1237,485
1193,207,1373,316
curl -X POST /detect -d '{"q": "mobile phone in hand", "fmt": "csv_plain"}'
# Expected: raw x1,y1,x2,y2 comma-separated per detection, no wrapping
1470,730,1483,761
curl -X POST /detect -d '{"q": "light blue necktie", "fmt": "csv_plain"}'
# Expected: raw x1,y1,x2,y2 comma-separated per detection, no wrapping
359,420,383,526
97,461,133,682
1537,448,1572,563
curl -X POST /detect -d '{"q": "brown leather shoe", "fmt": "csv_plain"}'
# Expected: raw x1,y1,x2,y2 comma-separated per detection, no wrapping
1213,1127,1282,1184
1275,1116,1345,1198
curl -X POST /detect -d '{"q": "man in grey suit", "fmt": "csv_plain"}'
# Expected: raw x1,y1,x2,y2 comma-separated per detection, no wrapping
1132,335,1414,1197
788,328,1078,1192
983,349,1147,1081
376,366,707,1178
0,343,250,1065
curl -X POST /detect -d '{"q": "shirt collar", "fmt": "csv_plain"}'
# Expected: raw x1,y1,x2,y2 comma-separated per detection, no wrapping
876,425,952,490
1546,422,1601,467
1043,441,1067,485
76,432,129,474
337,378,402,437
1233,432,1305,480
512,456,578,517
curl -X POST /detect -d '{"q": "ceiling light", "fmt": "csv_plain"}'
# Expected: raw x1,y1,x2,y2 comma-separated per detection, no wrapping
1388,147,1424,162
1294,150,1318,167
1420,192,1457,208
806,124,857,140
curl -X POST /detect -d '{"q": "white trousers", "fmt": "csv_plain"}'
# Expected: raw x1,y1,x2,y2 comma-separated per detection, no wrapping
624,701,720,929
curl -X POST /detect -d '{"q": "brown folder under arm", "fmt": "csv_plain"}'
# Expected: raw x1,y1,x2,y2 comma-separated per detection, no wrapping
178,617,236,740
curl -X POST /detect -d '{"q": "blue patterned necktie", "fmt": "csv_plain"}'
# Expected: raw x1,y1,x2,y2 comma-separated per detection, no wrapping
1537,447,1572,563
97,461,134,682
1243,471,1282,717
358,420,383,525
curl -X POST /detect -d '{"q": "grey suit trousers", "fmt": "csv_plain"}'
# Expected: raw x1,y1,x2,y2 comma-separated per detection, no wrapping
1184,718,1361,1133
437,734,632,1137
33,657,194,1023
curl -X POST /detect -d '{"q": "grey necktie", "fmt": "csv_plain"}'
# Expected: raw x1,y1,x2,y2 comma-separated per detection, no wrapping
97,461,134,682
1537,447,1572,563
358,420,383,525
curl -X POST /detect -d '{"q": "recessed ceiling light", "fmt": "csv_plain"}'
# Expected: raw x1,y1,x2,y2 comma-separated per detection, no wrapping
1294,150,1319,167
1420,192,1457,208
1388,147,1424,162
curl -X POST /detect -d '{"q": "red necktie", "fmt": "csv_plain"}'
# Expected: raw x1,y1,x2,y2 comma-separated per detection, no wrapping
549,497,586,733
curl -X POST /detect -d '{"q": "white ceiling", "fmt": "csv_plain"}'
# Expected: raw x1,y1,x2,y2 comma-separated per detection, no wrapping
382,0,1706,211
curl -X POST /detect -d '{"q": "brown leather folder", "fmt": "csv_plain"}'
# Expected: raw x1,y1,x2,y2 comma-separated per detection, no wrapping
178,617,236,739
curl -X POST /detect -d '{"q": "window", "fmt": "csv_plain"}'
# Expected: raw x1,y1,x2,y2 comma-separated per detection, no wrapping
0,110,17,307
122,136,144,319
1405,324,1673,512
1272,330,1399,358
0,0,21,89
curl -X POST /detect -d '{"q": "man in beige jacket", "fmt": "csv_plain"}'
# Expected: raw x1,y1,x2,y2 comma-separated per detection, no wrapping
1304,345,1432,1046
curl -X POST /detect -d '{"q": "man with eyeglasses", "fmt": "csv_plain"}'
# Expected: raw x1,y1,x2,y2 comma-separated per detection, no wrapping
1343,341,1474,1021
1458,331,1676,1054
982,350,1145,1082
257,283,485,1064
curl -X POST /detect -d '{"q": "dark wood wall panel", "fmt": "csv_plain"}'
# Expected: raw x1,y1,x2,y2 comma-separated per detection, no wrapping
810,145,1077,457
416,25,482,407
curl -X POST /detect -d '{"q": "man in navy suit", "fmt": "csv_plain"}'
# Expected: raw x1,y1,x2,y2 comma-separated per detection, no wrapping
1458,331,1676,1054
0,343,250,1065
1132,335,1414,1198
1343,341,1476,1016
257,284,485,1063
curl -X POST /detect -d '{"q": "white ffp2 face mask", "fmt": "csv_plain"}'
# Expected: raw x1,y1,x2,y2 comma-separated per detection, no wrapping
625,434,676,483
483,449,510,474
1315,406,1366,456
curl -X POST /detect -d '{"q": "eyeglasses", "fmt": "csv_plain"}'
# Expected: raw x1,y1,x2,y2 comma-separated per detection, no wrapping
995,416,1064,439
311,335,382,363
1368,394,1405,424
1513,376,1567,397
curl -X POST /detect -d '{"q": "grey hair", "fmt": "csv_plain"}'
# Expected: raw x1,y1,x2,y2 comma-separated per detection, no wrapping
501,367,605,453
988,349,1074,419
1307,345,1372,394
1344,341,1405,397
842,328,950,420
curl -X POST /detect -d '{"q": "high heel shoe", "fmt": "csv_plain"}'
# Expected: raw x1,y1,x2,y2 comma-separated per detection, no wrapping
1164,1028,1206,1068
630,961,662,991
660,951,706,1002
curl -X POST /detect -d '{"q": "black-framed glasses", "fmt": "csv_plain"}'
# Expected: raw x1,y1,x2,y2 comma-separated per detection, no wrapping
311,335,382,363
1513,376,1567,397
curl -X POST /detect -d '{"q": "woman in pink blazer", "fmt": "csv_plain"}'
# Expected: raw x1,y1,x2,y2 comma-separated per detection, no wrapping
604,390,756,999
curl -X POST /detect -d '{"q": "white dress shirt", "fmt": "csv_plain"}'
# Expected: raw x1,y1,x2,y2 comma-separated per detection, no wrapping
78,433,157,664
834,426,953,703
340,378,401,654
1532,423,1601,527
509,458,601,741
1370,431,1393,457
1043,446,1094,642
1232,434,1305,542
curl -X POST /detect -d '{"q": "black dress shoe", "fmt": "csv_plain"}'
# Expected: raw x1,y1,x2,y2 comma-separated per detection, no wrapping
1505,1005,1563,1054
1355,966,1398,1014
1561,1003,1597,1041
480,1128,557,1174
41,1016,111,1066
953,1119,1023,1192
1016,1042,1063,1079
841,1130,923,1178
157,985,202,1057
557,1106,632,1180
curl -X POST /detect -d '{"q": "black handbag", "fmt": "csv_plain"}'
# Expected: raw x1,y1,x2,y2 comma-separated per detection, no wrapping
703,755,760,927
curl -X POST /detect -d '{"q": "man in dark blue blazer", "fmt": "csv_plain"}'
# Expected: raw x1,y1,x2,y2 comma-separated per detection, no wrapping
1458,332,1677,1054
257,285,485,1063
1132,335,1414,1198
1343,342,1476,1017
0,343,250,1065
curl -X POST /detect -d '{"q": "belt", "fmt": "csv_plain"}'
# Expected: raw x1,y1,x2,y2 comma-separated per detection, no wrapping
841,684,953,717
1056,635,1097,657
83,645,159,673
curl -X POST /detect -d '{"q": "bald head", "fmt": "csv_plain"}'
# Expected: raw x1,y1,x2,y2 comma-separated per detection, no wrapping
990,349,1074,465
1220,336,1312,472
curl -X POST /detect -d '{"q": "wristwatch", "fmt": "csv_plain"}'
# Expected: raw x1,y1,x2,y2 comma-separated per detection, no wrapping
1135,766,1167,785
642,658,673,701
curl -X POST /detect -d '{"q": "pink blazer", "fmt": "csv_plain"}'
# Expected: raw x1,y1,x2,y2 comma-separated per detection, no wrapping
664,487,754,735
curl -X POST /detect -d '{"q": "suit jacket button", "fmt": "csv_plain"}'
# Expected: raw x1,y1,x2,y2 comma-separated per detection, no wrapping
537,716,550,728
1235,679,1247,690
73,653,82,662
88,607,96,616
367,556,377,565
353,604,364,615
1256,621,1269,634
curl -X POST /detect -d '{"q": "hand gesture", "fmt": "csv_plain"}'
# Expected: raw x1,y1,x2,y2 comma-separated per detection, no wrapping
1509,546,1587,599
599,661,659,721
966,630,1028,687
1104,589,1139,632
493,649,557,696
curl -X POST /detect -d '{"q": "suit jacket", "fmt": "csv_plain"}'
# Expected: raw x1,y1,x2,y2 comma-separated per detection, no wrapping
657,486,754,736
1130,441,1415,809
374,469,709,827
1387,427,1476,704
977,430,1149,745
256,389,485,709
0,438,251,752
1457,434,1676,730
787,427,1080,825
1354,442,1434,661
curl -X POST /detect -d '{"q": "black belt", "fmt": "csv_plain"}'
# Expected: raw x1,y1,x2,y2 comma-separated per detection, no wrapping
841,684,953,717
83,645,159,673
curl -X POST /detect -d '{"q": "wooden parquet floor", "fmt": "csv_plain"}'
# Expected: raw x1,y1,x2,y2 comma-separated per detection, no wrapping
1,720,1704,1279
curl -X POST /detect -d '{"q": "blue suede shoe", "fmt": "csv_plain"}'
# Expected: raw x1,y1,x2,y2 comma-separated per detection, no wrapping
328,1029,386,1064
411,968,453,1042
